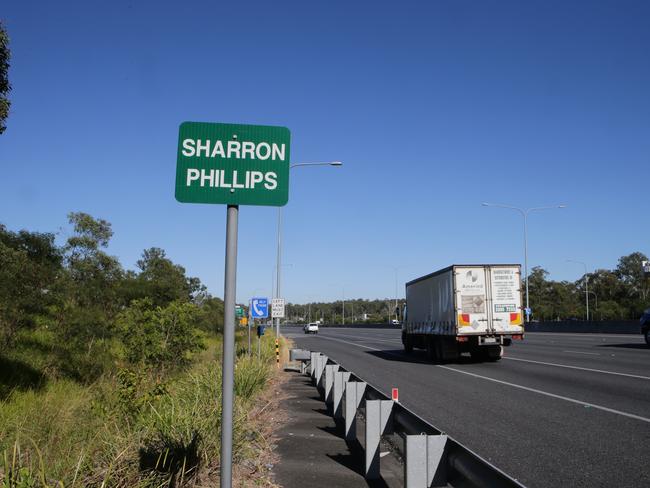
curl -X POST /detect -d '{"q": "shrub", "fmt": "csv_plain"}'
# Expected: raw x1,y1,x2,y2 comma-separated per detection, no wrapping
116,299,205,373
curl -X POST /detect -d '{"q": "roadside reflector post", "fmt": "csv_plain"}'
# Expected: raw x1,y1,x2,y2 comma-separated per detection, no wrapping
275,338,280,368
365,399,395,480
404,434,449,488
333,371,351,419
392,388,399,402
344,381,366,441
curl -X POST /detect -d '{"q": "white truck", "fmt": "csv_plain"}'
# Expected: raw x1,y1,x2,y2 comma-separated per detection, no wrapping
401,265,524,362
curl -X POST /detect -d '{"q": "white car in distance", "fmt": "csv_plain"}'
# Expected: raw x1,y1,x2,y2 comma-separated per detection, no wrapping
304,322,319,334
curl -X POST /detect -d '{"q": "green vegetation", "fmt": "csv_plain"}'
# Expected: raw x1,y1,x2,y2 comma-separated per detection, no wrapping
0,214,281,486
285,253,650,323
526,252,649,320
286,298,400,324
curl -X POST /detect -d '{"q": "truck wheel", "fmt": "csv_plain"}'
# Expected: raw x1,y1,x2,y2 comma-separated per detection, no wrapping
486,345,503,361
403,335,413,354
434,339,446,364
470,349,485,362
440,337,459,363
645,329,650,346
426,339,437,361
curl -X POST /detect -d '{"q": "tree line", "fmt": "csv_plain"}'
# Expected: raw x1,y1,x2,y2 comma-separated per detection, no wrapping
284,252,649,323
527,252,649,321
285,298,401,324
0,212,223,385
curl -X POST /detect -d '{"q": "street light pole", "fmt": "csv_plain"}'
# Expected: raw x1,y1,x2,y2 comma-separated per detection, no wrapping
482,203,566,322
394,269,398,322
275,162,342,336
389,266,406,322
587,291,598,319
567,260,589,321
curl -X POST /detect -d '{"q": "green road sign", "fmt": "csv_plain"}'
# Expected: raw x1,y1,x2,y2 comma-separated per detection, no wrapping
175,122,290,206
235,305,244,318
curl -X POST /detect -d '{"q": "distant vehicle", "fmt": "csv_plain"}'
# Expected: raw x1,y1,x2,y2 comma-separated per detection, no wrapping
391,319,400,325
402,265,524,363
304,322,319,334
640,308,650,346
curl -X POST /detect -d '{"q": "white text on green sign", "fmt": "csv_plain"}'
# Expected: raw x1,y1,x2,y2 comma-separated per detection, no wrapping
175,122,290,206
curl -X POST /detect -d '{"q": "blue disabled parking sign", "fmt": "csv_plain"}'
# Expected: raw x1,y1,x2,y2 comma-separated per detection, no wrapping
251,297,269,318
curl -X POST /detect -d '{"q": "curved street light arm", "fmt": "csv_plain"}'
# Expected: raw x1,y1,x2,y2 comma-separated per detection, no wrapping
290,161,343,169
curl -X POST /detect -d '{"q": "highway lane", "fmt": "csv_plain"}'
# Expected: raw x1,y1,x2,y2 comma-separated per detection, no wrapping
285,327,650,488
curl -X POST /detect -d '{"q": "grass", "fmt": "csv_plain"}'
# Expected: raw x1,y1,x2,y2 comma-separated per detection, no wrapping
0,331,286,487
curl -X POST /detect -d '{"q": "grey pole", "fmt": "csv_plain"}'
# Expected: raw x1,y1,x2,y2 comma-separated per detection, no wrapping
482,203,566,323
247,300,251,356
220,204,239,488
394,268,399,322
342,288,345,325
523,210,529,322
275,207,282,337
586,274,590,321
588,290,598,318
567,260,589,321
274,161,342,335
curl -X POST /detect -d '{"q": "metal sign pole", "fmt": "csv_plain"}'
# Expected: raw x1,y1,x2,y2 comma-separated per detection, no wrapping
247,300,252,356
220,204,239,488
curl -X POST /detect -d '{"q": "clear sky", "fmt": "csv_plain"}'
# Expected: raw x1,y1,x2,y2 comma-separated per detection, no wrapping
1,1,649,304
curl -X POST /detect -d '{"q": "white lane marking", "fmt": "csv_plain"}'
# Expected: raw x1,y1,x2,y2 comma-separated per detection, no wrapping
328,334,402,345
313,334,650,424
316,334,385,351
525,332,644,340
563,350,600,356
329,334,650,381
331,335,650,381
504,356,650,381
438,365,650,424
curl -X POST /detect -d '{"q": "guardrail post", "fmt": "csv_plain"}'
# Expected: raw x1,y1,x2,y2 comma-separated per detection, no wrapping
315,354,327,390
310,352,318,377
405,434,448,487
344,381,366,441
365,399,394,480
333,371,351,419
324,364,340,409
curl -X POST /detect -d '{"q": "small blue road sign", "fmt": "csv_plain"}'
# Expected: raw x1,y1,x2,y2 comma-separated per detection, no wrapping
251,297,269,318
524,307,532,316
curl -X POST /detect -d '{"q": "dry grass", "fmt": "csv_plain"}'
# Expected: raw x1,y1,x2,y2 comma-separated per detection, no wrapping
0,334,290,487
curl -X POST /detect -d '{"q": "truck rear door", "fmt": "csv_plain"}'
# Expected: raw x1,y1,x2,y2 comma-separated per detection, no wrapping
455,266,490,334
487,266,524,333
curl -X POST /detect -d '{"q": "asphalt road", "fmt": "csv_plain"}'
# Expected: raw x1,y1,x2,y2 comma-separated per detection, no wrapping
285,327,650,488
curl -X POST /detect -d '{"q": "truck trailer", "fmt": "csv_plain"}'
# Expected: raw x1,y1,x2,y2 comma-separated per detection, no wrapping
402,265,524,362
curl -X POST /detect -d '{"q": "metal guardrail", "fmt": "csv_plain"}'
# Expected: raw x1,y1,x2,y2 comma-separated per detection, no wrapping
290,348,526,488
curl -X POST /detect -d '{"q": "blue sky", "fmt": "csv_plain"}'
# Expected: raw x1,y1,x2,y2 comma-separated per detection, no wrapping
1,0,649,304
